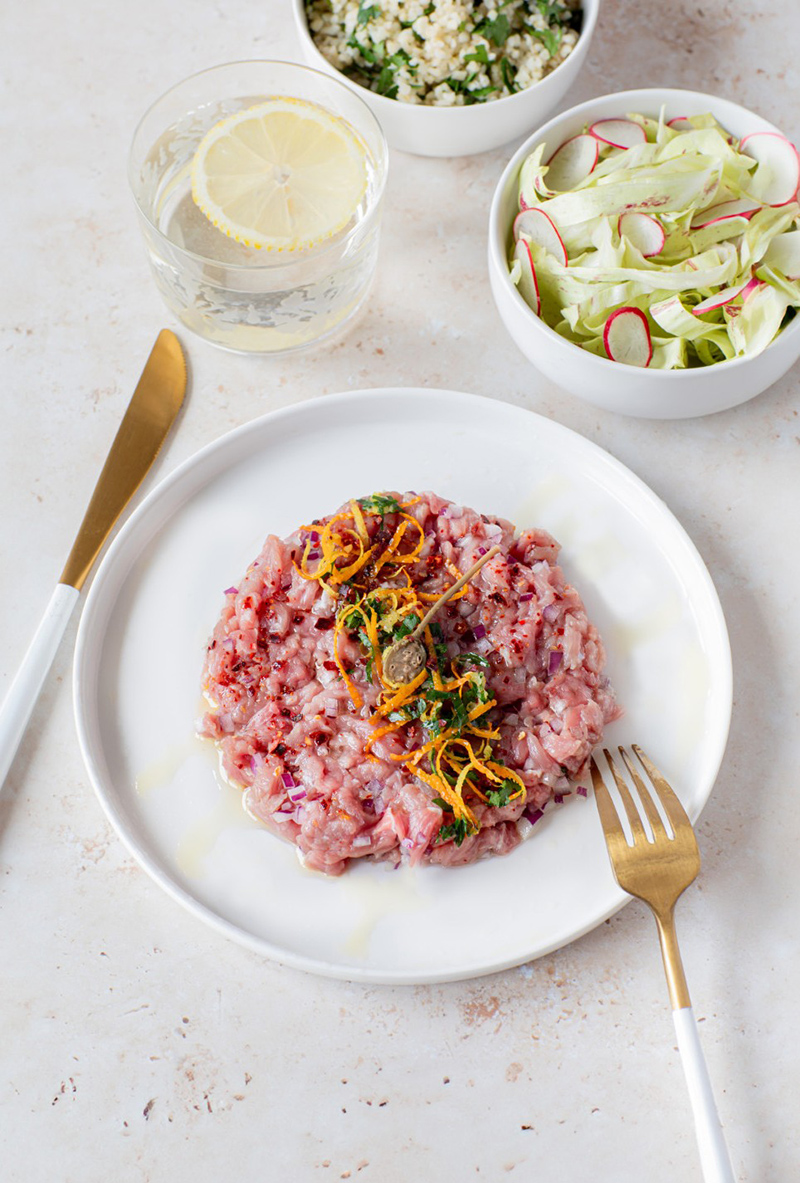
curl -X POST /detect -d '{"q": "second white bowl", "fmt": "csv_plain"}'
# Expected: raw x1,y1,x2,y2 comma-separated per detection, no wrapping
292,0,601,157
488,87,800,418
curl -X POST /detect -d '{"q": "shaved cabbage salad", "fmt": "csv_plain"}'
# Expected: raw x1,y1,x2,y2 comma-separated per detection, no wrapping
509,110,800,368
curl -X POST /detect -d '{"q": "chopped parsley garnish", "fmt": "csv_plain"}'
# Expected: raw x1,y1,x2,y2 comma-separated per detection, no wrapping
464,43,491,66
432,799,475,846
535,0,573,25
485,779,519,808
452,651,490,670
436,817,473,846
529,25,562,56
394,612,421,640
358,492,402,517
477,13,511,45
500,57,519,91
357,1,381,23
346,33,383,66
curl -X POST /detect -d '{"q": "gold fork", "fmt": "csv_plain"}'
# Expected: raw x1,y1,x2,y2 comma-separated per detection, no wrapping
591,746,736,1183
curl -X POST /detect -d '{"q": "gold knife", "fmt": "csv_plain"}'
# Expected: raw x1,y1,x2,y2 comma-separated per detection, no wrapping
0,330,187,788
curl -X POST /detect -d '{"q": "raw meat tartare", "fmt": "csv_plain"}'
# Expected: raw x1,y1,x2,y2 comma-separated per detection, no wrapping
199,491,619,875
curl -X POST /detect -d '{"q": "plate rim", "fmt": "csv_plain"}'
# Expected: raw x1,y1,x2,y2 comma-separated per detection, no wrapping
73,386,733,983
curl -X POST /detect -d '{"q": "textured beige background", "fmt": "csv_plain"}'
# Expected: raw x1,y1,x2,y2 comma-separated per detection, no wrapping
1,2,798,1180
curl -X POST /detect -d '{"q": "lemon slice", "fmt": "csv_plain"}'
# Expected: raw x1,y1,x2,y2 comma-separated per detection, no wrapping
191,98,368,252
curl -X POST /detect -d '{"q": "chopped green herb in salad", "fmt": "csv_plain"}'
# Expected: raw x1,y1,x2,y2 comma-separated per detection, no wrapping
509,110,800,367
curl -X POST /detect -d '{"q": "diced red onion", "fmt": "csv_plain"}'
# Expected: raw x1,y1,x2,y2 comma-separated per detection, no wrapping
310,531,320,543
577,785,588,798
281,771,296,789
477,546,487,556
224,586,238,596
475,636,492,655
548,651,562,675
553,793,564,805
288,787,307,803
324,700,339,718
307,549,320,560
472,623,486,640
543,603,559,623
525,807,544,825
519,592,534,602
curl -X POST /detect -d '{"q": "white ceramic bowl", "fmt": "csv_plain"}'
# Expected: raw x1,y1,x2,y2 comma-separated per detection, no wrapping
488,87,800,419
292,0,600,157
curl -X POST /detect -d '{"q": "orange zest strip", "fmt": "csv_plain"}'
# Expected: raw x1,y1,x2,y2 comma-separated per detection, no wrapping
485,761,526,797
334,543,374,583
423,626,444,691
351,499,369,544
371,520,408,576
364,720,405,756
371,668,428,722
466,723,501,741
411,764,479,830
363,608,384,685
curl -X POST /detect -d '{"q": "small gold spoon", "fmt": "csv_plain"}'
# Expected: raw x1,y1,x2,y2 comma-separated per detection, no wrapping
382,545,501,686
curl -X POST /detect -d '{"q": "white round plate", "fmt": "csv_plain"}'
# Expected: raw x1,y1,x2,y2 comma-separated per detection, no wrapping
74,389,732,984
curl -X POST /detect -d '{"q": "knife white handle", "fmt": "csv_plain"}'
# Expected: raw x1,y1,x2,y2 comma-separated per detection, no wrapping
673,1006,736,1182
0,583,79,789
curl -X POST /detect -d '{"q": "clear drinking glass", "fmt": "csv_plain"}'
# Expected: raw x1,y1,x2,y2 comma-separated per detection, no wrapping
128,61,388,354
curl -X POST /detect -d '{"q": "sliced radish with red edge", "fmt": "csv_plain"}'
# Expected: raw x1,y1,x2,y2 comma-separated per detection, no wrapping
690,197,760,228
667,116,694,133
603,307,652,367
692,281,749,315
545,134,599,192
739,277,763,301
589,119,647,150
513,207,568,265
740,131,800,206
618,211,665,257
693,277,763,315
514,239,540,315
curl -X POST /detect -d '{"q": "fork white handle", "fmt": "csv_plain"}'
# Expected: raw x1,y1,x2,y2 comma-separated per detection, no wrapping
673,1006,736,1182
0,583,79,789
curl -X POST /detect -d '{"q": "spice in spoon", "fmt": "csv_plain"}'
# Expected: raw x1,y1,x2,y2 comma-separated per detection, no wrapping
382,545,501,687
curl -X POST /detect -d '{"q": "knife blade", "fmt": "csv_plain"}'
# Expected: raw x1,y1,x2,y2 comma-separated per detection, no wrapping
0,329,187,789
61,328,186,590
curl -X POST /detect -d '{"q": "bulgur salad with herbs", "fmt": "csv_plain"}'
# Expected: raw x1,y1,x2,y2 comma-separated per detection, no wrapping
304,0,582,106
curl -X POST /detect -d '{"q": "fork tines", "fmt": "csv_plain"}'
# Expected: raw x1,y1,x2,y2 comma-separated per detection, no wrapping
590,745,698,855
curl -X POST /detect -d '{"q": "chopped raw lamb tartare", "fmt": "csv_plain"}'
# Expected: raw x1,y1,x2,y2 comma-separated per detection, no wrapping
199,491,619,875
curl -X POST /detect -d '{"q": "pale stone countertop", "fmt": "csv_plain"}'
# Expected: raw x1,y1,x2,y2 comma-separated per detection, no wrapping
2,2,799,1180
